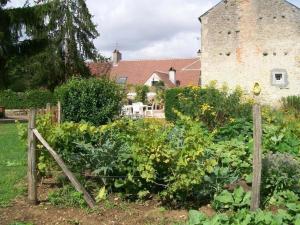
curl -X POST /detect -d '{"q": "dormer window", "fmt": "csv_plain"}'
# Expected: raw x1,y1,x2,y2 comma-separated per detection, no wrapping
116,77,127,85
271,69,288,88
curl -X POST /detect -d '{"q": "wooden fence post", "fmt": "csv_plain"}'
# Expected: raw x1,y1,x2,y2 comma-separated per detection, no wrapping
57,101,61,124
28,109,38,205
33,129,96,208
251,83,262,211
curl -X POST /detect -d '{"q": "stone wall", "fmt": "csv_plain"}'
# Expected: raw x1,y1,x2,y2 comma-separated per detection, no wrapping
200,0,300,104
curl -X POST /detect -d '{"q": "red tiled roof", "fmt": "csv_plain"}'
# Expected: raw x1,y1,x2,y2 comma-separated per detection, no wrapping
89,58,201,87
153,71,176,88
88,62,112,77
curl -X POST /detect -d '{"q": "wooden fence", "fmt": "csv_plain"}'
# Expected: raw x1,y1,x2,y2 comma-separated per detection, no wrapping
27,108,96,208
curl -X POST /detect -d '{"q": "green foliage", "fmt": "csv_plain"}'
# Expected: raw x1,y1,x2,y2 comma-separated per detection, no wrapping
282,95,300,113
188,208,300,225
129,115,216,203
165,86,252,129
214,118,253,142
212,187,250,211
0,123,26,207
48,185,87,208
262,153,300,199
33,99,300,209
165,88,181,121
45,0,99,77
1,0,100,91
35,115,217,205
268,191,299,208
0,89,56,109
55,78,124,125
135,85,149,103
263,123,300,155
197,139,252,201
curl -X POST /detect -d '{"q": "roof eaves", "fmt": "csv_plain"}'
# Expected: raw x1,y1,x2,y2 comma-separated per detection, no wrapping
199,0,224,22
284,0,300,10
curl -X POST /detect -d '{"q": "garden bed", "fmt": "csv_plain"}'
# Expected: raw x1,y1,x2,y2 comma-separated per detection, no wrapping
0,180,188,225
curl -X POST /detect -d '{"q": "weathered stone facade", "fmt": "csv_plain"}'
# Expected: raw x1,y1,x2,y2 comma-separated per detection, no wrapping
200,0,300,104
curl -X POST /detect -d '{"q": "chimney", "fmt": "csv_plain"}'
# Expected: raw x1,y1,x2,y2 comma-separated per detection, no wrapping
112,49,122,66
169,67,176,85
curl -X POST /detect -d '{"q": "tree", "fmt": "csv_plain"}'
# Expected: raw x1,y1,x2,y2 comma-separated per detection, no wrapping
0,0,99,91
0,1,49,90
44,0,99,80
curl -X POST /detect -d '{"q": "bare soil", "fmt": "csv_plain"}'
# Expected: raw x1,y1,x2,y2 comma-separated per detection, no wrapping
0,182,188,225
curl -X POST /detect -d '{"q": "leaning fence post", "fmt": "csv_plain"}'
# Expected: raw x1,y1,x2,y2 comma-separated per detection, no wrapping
250,83,262,211
57,101,61,124
28,109,38,205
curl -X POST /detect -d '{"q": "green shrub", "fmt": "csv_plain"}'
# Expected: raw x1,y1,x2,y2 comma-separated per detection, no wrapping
0,89,56,109
35,115,217,205
188,208,300,225
212,187,250,211
198,139,253,200
135,85,149,103
165,88,181,121
48,185,87,208
282,95,300,112
262,153,300,199
55,78,124,125
165,86,252,129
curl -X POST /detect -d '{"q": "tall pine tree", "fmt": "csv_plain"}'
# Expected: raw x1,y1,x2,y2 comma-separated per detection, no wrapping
0,1,50,90
1,0,99,91
44,0,99,80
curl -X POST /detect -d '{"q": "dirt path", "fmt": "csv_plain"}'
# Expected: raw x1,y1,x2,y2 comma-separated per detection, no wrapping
0,184,187,225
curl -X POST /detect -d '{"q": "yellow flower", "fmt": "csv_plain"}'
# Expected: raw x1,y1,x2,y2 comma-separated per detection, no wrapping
229,118,236,123
200,103,213,114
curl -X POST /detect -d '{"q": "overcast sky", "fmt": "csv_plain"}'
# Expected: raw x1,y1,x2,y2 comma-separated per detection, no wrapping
7,0,300,60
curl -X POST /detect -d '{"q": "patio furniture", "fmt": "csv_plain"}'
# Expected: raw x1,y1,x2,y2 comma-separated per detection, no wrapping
121,105,133,117
132,102,144,118
145,103,155,117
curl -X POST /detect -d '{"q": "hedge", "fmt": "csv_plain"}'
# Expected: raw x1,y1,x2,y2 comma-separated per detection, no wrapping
0,89,56,109
165,86,252,128
55,78,124,126
165,88,182,121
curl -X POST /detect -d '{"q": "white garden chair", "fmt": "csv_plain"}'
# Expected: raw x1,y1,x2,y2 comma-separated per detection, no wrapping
121,105,133,117
132,102,144,118
145,102,155,117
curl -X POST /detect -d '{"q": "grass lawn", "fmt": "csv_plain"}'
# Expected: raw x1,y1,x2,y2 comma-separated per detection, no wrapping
0,123,27,207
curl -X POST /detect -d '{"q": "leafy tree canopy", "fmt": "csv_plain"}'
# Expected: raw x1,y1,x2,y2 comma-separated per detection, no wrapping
0,0,99,91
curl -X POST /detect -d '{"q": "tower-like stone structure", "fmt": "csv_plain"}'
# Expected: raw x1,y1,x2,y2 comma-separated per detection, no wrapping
199,0,300,103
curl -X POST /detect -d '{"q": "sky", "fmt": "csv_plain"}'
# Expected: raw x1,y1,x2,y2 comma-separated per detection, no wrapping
6,0,300,60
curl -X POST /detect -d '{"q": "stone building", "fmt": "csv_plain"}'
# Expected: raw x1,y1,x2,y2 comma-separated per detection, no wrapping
199,0,300,103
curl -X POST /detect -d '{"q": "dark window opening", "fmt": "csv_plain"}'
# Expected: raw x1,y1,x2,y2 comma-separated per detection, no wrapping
275,74,283,81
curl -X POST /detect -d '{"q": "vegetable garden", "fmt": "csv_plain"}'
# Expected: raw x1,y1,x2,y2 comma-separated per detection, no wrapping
15,79,300,224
